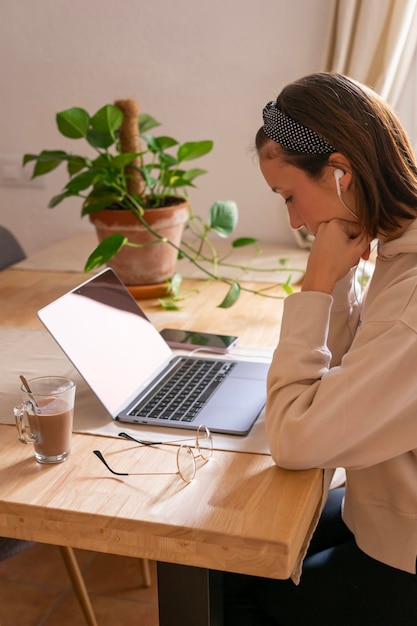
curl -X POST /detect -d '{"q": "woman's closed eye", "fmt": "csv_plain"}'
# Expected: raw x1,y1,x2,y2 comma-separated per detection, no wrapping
270,187,292,205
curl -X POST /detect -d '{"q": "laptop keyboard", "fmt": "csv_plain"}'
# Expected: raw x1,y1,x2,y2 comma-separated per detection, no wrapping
129,358,236,422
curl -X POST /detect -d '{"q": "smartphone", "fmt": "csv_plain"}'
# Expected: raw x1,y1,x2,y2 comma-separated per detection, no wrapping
159,328,239,354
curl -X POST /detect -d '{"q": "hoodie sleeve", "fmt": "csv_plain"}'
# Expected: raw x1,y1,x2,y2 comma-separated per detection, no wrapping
265,268,378,470
324,269,361,365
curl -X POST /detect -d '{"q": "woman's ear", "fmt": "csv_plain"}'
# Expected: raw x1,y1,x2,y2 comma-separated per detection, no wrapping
328,153,353,190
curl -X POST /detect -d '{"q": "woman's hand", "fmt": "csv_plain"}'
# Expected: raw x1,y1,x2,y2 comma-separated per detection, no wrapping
301,220,371,294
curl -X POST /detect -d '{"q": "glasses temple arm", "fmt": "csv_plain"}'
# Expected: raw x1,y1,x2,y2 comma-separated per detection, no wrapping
117,429,210,447
93,450,129,476
118,432,163,446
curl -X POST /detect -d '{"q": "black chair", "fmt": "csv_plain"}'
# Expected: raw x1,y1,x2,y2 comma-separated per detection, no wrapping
0,225,26,270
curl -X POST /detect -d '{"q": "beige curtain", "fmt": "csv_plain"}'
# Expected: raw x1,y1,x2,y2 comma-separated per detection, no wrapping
323,0,417,107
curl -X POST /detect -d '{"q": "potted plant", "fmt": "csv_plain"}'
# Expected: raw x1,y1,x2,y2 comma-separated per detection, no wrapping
23,99,296,308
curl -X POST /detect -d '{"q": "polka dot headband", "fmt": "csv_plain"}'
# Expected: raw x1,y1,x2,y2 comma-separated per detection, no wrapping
262,100,336,155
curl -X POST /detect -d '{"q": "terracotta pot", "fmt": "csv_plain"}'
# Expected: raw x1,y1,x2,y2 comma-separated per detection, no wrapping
89,201,189,286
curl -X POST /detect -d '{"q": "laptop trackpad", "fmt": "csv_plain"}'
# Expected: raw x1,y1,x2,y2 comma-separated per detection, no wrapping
210,377,264,407
198,377,266,435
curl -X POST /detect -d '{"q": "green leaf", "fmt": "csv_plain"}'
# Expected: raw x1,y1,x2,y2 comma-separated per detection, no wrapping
56,107,90,139
67,156,89,176
138,113,160,133
218,282,241,308
81,190,124,214
48,191,74,208
91,154,111,168
93,168,120,186
65,170,97,193
23,150,68,177
153,136,179,151
142,134,179,155
181,168,207,183
208,200,238,237
91,105,123,134
232,237,258,248
161,171,190,189
87,105,124,148
86,128,115,150
81,198,120,215
281,277,294,295
158,152,177,169
84,234,127,271
138,166,158,189
177,141,213,163
22,153,37,166
110,152,141,169
169,273,182,297
158,299,181,310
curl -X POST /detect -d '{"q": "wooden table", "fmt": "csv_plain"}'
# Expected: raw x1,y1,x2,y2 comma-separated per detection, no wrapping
0,268,322,625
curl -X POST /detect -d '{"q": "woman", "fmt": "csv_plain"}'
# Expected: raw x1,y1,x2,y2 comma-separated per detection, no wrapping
224,73,417,624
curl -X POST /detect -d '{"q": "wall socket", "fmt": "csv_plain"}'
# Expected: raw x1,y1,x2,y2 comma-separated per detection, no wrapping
0,155,44,188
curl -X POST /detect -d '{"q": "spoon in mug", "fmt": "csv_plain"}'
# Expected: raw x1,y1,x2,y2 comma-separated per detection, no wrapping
19,375,42,413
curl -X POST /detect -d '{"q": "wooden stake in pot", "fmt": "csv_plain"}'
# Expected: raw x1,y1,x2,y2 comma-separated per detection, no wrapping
114,98,145,197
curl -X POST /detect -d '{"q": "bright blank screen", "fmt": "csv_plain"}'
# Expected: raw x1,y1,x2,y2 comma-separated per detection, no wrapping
38,269,173,417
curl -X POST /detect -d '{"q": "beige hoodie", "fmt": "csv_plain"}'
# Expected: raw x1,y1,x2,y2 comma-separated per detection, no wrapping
266,219,417,576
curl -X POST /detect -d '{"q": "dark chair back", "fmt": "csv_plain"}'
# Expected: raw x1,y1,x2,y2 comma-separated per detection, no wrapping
0,537,34,562
0,226,26,270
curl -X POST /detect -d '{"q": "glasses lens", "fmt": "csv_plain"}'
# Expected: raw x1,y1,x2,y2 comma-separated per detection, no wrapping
177,445,196,483
196,425,213,461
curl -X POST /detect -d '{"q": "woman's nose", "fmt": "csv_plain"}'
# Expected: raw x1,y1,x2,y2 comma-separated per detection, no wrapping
287,208,304,231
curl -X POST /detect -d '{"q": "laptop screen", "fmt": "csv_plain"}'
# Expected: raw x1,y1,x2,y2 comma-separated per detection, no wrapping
38,269,173,417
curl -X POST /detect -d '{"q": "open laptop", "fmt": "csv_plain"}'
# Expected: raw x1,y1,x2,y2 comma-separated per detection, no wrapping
37,268,269,435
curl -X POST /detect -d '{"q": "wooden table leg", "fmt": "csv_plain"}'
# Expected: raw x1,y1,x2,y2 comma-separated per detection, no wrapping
59,546,98,626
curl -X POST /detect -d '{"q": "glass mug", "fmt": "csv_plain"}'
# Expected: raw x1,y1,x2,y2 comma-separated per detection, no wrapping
14,376,76,464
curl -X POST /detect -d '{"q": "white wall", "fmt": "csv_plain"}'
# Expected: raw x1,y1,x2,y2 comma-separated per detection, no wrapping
0,0,332,256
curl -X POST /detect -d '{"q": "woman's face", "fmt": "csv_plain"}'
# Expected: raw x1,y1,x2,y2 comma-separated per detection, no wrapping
259,153,357,236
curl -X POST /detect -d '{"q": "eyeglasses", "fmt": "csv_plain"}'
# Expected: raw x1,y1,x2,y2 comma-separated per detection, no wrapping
93,424,214,484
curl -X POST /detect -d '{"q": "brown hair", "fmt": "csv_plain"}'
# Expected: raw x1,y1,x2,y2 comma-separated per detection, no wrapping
256,73,417,238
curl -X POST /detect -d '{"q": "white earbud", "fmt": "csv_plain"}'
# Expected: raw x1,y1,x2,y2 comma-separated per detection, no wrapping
333,168,357,217
334,168,344,198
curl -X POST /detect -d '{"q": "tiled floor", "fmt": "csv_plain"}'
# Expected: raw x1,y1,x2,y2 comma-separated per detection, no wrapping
0,543,159,626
